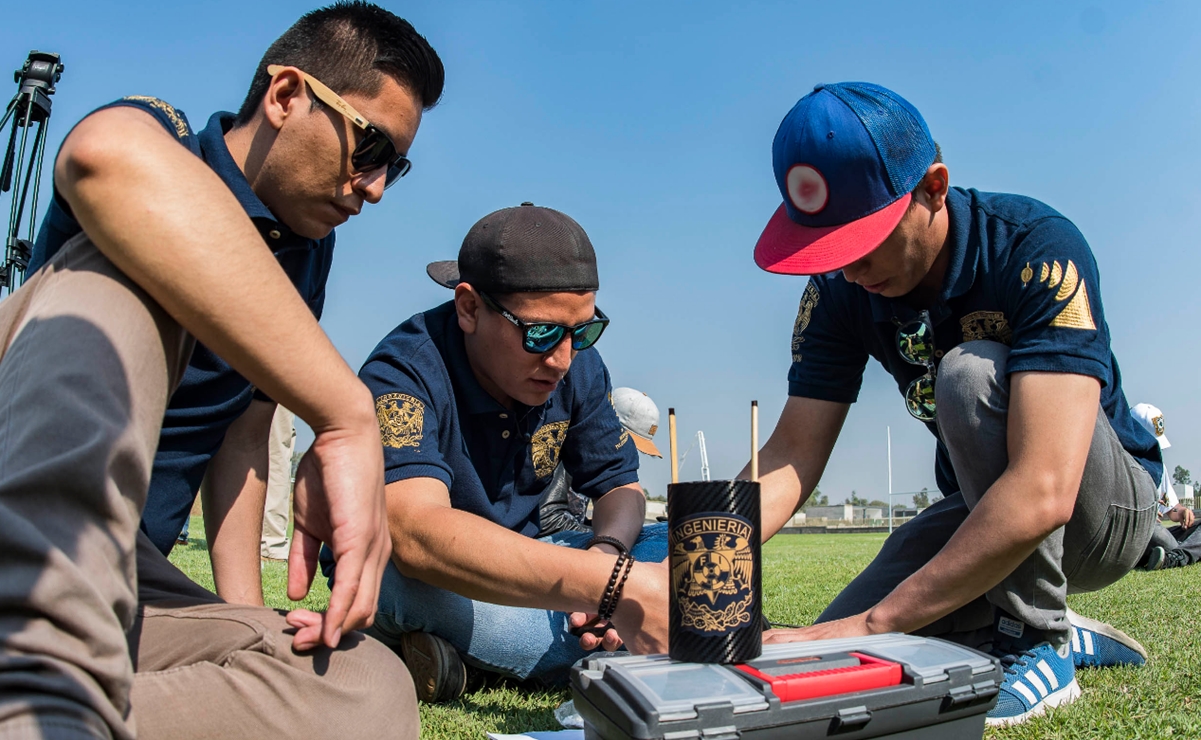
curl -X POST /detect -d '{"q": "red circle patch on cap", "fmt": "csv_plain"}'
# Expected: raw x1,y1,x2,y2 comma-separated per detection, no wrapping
786,164,829,215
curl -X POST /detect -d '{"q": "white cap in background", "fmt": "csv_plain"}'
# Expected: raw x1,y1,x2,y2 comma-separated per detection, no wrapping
613,387,662,457
1130,402,1170,449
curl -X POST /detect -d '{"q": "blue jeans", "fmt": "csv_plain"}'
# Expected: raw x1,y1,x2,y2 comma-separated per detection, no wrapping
345,523,667,686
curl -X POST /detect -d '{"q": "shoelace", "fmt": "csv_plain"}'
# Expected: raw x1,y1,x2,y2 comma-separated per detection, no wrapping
993,648,1038,676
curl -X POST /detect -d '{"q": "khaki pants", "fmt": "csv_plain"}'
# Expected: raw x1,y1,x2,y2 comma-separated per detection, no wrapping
261,405,295,560
0,235,417,740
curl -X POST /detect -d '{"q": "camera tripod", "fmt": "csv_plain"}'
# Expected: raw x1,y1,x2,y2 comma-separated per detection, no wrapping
0,51,63,296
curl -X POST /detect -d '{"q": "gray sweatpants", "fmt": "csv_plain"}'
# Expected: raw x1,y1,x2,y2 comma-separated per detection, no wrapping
818,340,1158,648
0,234,417,739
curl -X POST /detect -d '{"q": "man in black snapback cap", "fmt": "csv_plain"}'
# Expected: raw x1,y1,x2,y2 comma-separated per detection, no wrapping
323,203,669,702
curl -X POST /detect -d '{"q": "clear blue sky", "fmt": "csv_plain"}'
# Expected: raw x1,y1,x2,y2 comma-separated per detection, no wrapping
4,0,1199,504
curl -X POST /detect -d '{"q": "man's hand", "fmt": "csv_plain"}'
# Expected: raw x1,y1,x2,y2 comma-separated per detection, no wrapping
287,409,390,651
569,612,622,652
763,611,881,644
574,561,669,655
1168,504,1195,528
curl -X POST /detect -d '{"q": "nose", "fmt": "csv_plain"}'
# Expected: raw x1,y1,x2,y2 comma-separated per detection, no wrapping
543,337,574,375
353,167,387,205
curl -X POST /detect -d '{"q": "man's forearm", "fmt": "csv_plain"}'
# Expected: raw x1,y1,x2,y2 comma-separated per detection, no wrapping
590,484,645,554
866,471,1062,634
736,397,849,541
204,400,276,605
392,499,632,615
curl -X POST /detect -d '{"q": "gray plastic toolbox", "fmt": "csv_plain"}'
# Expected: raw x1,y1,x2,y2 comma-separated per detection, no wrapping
570,634,1002,740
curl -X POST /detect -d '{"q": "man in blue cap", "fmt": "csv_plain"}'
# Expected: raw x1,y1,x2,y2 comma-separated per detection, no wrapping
745,82,1159,726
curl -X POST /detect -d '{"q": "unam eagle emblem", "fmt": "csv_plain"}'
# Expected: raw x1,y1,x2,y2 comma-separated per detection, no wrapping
531,420,569,478
670,516,756,633
376,393,424,449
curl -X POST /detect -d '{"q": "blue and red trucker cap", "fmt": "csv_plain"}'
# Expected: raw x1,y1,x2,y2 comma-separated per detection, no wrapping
755,82,937,275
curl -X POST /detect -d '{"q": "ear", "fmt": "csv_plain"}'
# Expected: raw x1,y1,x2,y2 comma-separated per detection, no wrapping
261,67,306,132
916,163,950,213
455,284,481,335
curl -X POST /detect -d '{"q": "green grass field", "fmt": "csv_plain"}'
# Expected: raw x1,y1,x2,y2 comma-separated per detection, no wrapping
170,518,1201,740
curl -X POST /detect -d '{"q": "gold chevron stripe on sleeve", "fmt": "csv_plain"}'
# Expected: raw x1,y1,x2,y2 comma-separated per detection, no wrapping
1054,260,1079,302
1039,262,1050,283
1047,261,1063,288
1049,279,1097,330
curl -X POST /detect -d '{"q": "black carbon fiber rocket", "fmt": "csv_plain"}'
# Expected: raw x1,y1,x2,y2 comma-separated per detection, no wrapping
667,479,762,664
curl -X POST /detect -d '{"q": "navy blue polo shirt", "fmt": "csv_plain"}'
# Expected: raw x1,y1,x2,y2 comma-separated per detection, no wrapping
359,301,640,536
30,98,336,554
787,186,1161,495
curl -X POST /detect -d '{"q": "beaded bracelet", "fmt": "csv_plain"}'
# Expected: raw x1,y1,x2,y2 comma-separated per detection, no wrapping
585,534,629,556
597,552,635,622
600,556,635,622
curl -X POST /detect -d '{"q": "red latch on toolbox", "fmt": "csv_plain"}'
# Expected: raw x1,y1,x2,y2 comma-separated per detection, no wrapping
736,652,902,702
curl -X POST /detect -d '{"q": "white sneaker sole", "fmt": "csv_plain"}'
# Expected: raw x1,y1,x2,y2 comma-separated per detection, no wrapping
1065,607,1148,661
986,678,1082,727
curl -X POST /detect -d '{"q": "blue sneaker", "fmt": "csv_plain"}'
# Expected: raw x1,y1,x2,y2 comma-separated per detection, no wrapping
1065,608,1146,668
987,642,1081,727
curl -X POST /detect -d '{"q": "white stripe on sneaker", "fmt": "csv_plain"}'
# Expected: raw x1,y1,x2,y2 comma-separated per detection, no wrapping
1071,627,1081,653
1083,630,1094,655
1015,681,1039,706
1037,659,1060,690
1027,672,1049,697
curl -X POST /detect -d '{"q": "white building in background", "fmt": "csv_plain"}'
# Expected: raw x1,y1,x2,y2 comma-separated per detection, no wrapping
801,504,885,523
806,504,853,522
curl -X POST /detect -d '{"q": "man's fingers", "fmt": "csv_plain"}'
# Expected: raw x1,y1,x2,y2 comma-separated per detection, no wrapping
324,544,365,648
286,609,325,651
568,612,593,629
600,628,623,652
286,609,324,629
341,526,387,632
287,527,321,602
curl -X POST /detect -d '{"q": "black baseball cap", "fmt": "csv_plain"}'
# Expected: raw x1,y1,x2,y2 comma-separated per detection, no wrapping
427,202,600,293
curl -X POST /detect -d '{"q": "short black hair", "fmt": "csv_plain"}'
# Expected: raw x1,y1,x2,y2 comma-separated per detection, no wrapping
234,1,444,126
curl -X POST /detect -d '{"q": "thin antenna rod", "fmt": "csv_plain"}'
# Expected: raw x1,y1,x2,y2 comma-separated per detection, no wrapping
750,400,759,482
669,408,679,484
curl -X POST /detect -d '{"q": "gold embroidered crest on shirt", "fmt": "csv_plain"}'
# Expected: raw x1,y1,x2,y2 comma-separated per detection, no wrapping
960,311,1013,345
531,420,570,478
122,96,189,139
791,282,820,363
375,393,424,449
1034,259,1097,330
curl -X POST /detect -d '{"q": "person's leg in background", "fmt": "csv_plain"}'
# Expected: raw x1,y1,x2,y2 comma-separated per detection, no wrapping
260,405,295,560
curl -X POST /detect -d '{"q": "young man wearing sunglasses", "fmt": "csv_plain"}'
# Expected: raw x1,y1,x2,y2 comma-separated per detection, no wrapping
744,83,1159,726
4,4,441,739
325,203,669,702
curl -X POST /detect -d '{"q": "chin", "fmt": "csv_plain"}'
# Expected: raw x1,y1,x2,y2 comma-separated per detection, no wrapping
514,388,555,407
279,213,335,241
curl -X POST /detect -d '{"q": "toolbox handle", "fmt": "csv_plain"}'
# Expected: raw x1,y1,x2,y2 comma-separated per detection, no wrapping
831,705,872,733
